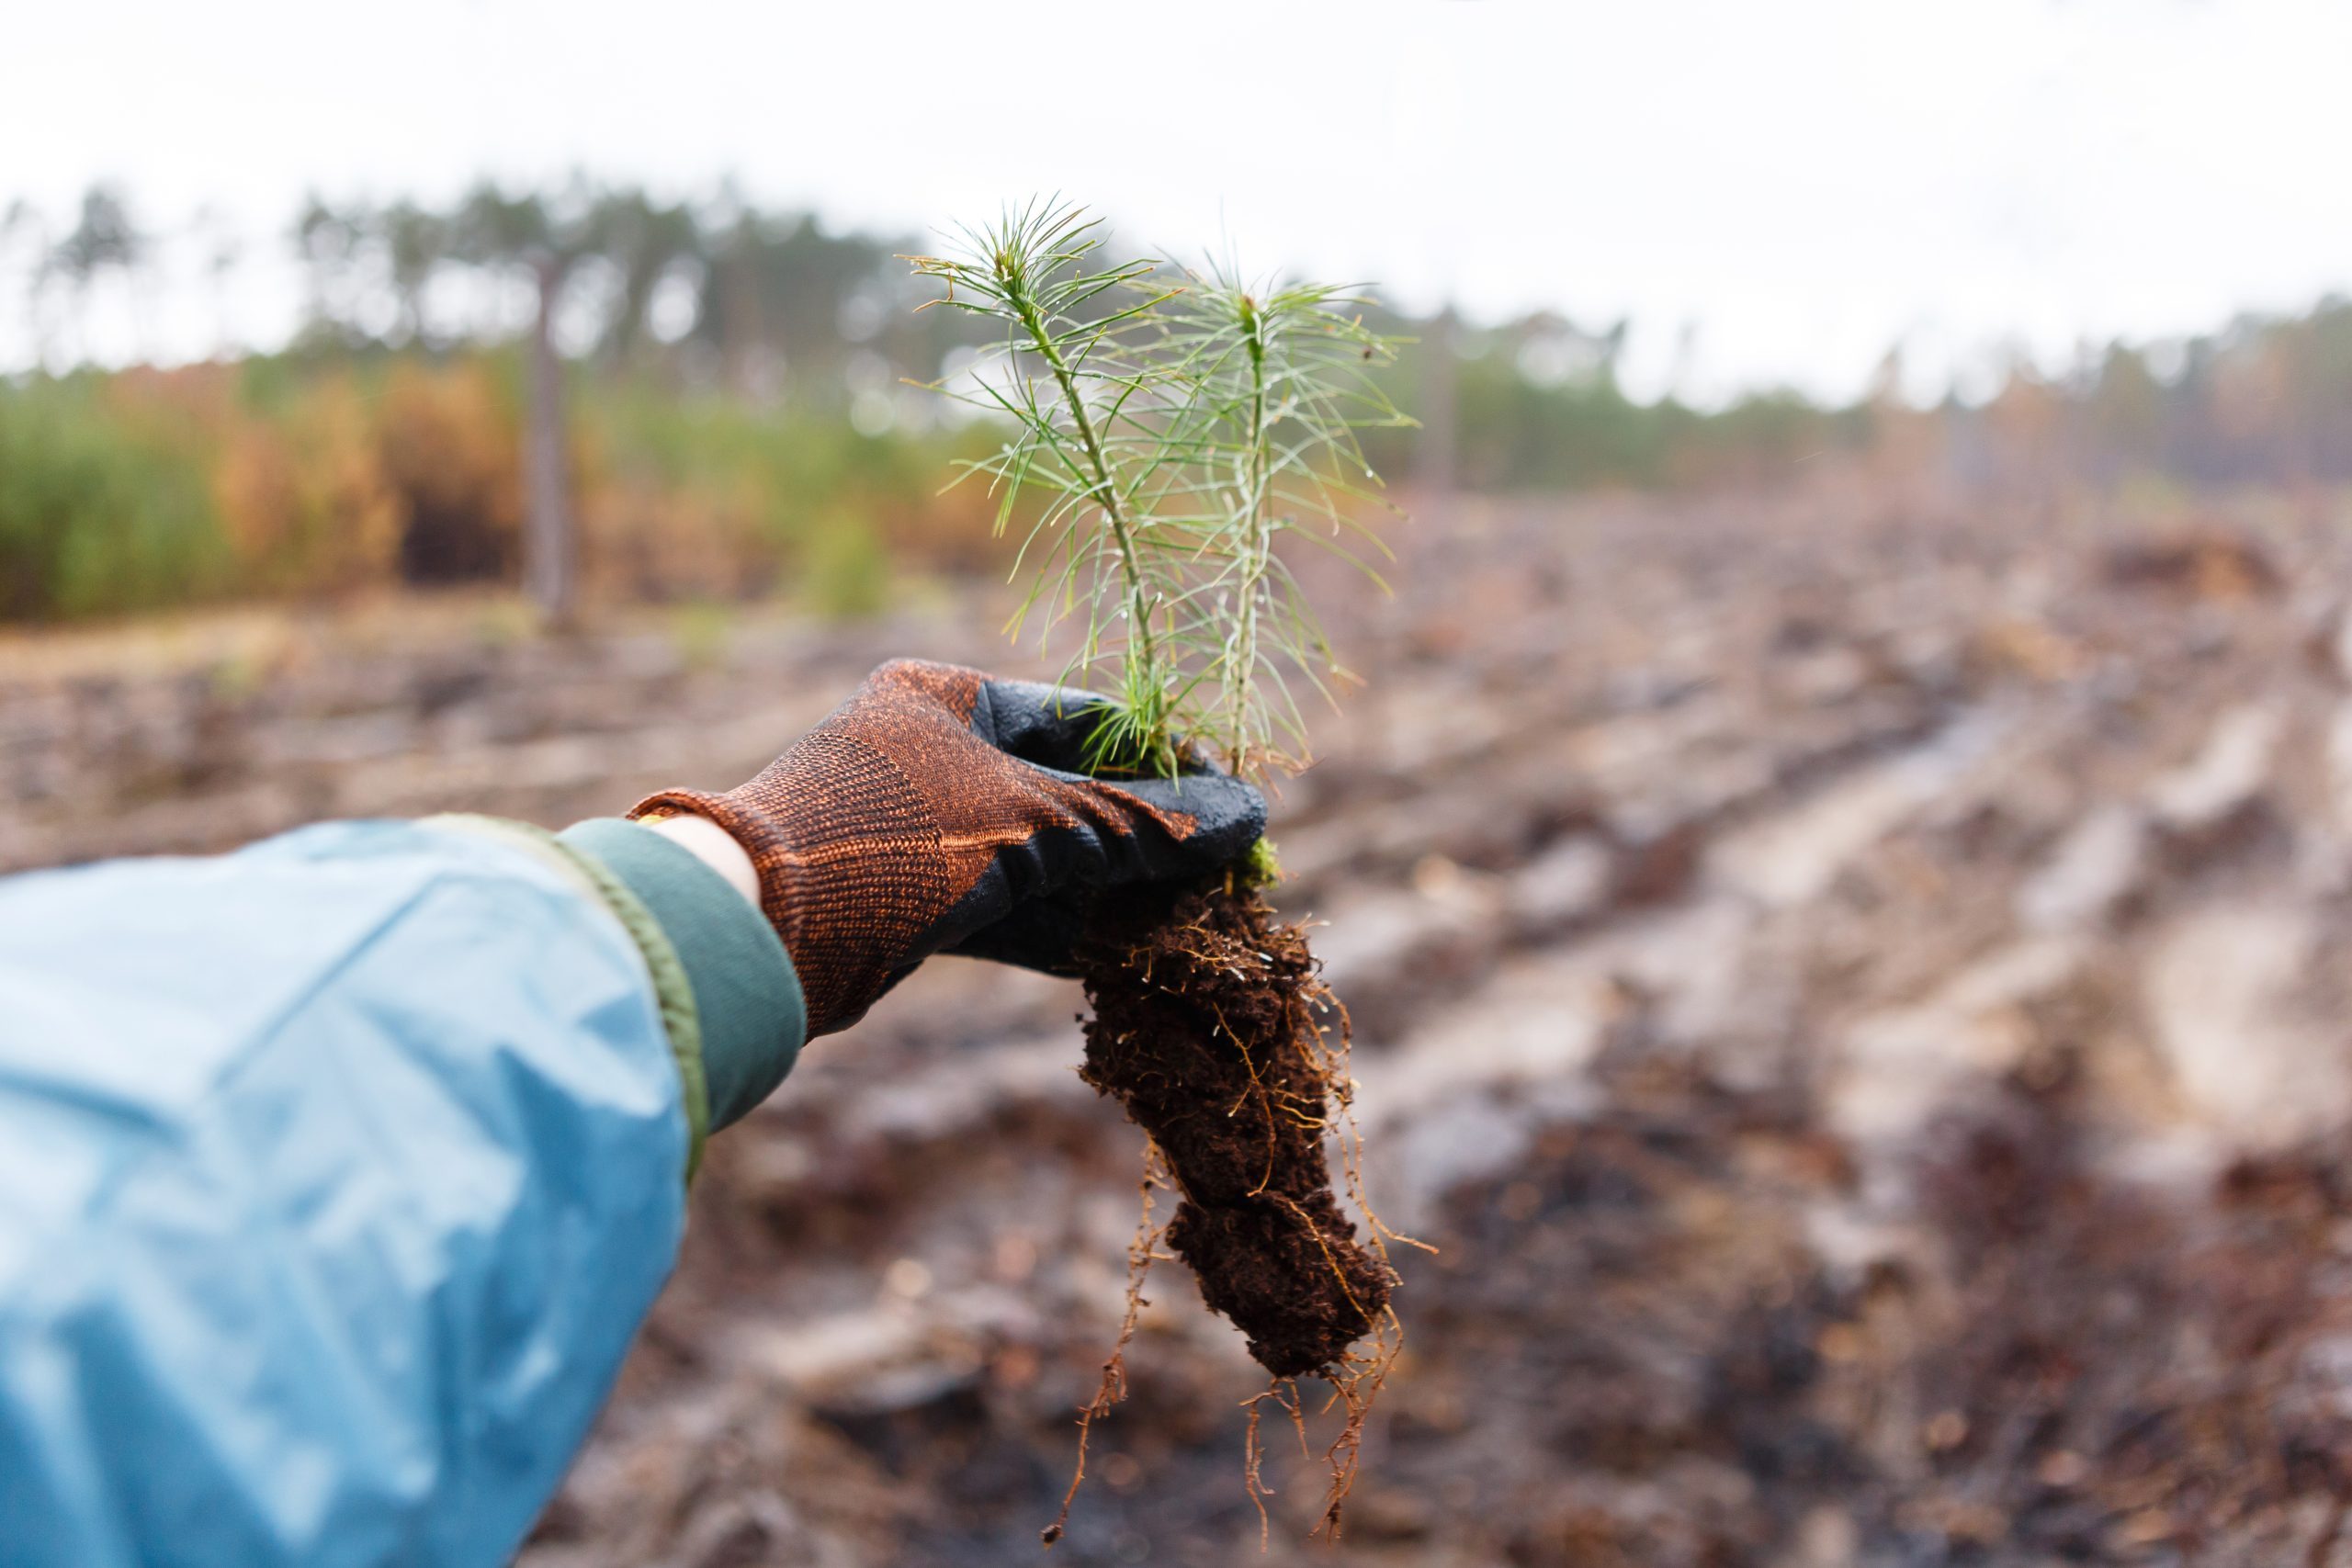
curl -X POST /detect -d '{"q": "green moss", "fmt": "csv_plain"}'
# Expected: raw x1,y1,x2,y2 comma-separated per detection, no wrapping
1235,834,1283,890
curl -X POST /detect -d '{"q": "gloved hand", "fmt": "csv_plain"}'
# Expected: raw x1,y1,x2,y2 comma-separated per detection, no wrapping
630,659,1265,1035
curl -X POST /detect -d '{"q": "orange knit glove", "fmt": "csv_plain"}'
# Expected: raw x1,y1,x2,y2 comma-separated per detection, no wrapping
630,660,1265,1035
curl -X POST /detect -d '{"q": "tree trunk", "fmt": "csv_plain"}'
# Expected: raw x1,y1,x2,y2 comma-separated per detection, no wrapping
525,254,577,628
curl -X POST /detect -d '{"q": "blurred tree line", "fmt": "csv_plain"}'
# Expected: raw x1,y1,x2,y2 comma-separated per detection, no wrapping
6,179,2352,625
0,181,1001,623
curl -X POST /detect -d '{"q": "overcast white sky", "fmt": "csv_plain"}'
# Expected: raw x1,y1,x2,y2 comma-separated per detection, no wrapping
4,0,2348,403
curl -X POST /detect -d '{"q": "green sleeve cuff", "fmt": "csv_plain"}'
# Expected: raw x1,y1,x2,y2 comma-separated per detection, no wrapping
559,818,806,1132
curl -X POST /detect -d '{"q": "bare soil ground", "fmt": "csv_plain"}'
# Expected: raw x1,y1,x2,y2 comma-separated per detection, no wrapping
14,491,2352,1565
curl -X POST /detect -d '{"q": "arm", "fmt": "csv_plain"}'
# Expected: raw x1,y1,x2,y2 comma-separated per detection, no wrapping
0,815,798,1568
0,660,1259,1568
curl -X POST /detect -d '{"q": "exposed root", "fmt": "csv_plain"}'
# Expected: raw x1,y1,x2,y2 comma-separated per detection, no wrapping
1077,880,1396,1379
1041,1141,1169,1548
1234,1305,1406,1546
1306,1303,1404,1540
1066,875,1416,1540
1239,1382,1305,1548
1295,966,1413,1540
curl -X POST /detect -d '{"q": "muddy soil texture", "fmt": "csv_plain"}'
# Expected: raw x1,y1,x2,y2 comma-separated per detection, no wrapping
20,490,2352,1564
1077,879,1393,1380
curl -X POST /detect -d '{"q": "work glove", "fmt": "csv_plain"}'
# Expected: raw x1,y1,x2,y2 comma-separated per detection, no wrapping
630,659,1265,1035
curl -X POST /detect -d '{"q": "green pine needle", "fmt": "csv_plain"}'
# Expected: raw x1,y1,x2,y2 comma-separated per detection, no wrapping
907,198,1414,780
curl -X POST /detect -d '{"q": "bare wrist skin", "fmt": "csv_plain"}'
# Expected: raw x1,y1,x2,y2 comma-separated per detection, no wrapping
646,813,761,909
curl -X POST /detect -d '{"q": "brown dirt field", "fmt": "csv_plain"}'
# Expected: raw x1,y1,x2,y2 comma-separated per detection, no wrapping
17,489,2352,1564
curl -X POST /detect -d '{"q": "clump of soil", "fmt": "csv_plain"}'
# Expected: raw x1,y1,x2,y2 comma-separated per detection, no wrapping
1038,874,1405,1545
1075,878,1396,1376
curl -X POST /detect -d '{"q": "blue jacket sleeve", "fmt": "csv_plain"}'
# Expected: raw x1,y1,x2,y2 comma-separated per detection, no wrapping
0,821,699,1568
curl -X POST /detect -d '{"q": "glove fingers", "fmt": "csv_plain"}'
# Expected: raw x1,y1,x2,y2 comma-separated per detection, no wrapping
889,666,1267,976
922,771,1263,965
1057,767,1268,880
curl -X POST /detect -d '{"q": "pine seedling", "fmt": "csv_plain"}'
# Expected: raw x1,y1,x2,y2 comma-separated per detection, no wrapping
910,200,1420,1543
1147,259,1410,775
908,199,1410,782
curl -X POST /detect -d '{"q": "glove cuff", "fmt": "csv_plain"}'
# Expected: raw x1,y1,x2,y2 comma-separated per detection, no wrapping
628,786,810,982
